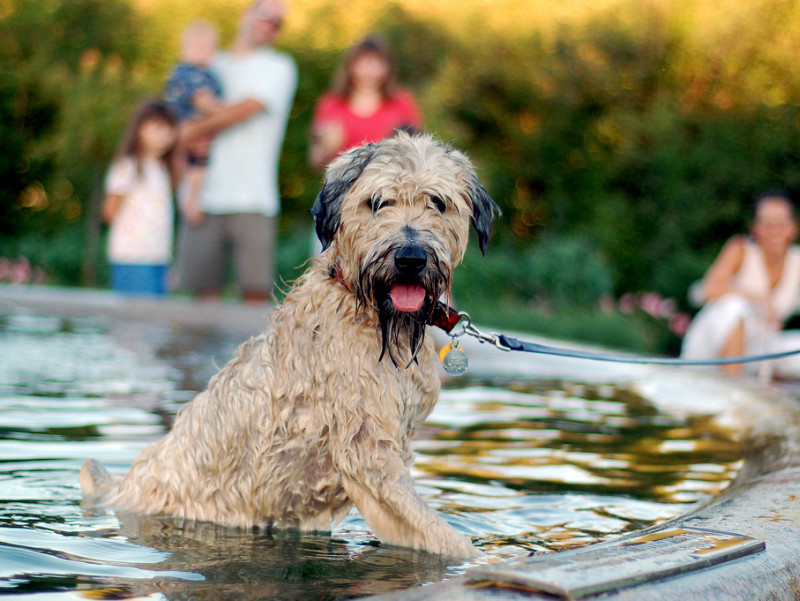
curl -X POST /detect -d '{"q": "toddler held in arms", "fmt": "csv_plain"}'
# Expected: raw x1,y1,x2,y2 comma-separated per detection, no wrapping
164,21,225,226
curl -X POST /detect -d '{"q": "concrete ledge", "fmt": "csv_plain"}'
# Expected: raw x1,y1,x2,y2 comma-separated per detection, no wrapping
0,284,271,336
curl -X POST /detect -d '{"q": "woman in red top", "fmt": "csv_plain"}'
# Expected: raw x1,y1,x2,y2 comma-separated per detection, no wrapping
309,35,423,171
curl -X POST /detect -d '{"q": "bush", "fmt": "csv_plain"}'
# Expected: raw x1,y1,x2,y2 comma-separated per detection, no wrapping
276,225,316,294
7,0,800,356
0,224,88,286
517,235,614,306
452,234,613,309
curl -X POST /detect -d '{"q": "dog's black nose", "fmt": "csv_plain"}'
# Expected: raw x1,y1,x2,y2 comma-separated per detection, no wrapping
395,246,427,276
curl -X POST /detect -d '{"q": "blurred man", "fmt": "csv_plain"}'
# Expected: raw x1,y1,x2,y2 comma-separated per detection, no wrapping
177,0,297,301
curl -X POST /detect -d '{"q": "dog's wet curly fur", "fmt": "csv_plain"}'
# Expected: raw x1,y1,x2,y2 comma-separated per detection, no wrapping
80,132,499,558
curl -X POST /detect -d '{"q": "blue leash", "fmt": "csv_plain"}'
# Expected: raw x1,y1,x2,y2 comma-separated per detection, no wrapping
445,309,800,367
495,334,800,366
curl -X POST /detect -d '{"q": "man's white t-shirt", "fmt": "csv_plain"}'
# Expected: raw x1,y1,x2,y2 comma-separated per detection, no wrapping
200,48,297,217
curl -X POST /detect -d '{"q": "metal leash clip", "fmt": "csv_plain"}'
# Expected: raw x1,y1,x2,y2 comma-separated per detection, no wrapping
439,312,509,376
452,312,511,351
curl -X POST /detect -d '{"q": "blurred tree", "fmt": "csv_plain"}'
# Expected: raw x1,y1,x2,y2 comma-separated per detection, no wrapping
4,0,800,314
1,0,150,284
428,1,800,302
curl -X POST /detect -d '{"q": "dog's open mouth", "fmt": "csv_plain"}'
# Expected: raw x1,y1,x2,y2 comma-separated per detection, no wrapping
389,283,427,313
374,281,437,367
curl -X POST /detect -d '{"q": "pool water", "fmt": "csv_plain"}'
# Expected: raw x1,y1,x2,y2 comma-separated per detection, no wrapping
0,311,742,600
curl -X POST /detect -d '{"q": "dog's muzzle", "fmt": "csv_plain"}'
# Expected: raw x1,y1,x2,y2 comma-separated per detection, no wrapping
389,245,429,313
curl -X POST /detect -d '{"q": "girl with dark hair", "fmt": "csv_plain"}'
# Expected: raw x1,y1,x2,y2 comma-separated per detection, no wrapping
308,35,422,171
103,99,178,296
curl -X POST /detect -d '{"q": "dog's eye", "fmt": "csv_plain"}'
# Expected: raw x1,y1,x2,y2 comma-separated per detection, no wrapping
430,196,447,213
370,197,395,212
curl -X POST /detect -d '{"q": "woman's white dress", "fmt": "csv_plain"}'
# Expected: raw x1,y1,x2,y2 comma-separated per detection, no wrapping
681,239,800,377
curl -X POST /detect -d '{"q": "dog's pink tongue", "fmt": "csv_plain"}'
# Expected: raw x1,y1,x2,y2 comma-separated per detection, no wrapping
390,284,426,312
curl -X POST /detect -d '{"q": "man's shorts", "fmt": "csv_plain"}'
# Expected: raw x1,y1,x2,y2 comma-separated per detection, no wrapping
177,213,276,297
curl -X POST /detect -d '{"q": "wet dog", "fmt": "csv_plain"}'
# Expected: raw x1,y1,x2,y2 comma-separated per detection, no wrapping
81,132,498,558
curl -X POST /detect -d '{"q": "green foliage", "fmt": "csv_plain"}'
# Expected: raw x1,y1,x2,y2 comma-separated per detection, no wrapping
425,0,800,304
275,225,315,292
1,0,152,279
518,235,614,306
452,235,613,308
0,223,89,285
4,0,141,71
6,0,800,353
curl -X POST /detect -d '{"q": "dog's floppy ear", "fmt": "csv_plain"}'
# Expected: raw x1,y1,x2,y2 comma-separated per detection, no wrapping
467,176,501,255
312,144,376,251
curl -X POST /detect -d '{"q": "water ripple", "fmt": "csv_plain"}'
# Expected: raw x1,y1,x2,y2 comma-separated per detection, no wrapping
0,312,742,599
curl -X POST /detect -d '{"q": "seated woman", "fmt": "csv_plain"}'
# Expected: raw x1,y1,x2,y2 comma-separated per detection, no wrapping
681,189,800,378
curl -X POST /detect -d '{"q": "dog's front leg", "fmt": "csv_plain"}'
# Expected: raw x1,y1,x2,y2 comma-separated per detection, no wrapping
337,434,477,559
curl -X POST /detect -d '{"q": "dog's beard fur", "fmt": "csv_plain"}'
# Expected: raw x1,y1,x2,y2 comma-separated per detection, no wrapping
356,242,450,368
375,287,435,368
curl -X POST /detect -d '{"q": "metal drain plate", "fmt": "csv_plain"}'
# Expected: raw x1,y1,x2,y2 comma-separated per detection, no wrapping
468,527,765,599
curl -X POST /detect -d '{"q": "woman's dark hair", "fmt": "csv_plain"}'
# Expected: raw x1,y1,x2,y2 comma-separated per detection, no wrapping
330,35,398,100
751,188,795,221
115,98,178,174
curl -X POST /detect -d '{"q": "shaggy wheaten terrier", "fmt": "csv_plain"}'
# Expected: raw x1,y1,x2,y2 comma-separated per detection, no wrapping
81,132,499,558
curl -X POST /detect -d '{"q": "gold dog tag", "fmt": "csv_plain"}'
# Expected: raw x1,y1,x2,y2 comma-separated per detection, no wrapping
440,339,468,376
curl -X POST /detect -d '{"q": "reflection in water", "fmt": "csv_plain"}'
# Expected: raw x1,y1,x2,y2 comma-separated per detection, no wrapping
73,515,454,600
0,312,742,600
417,381,741,555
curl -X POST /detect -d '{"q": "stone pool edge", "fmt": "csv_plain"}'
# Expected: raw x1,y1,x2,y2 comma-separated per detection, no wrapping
0,284,272,336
